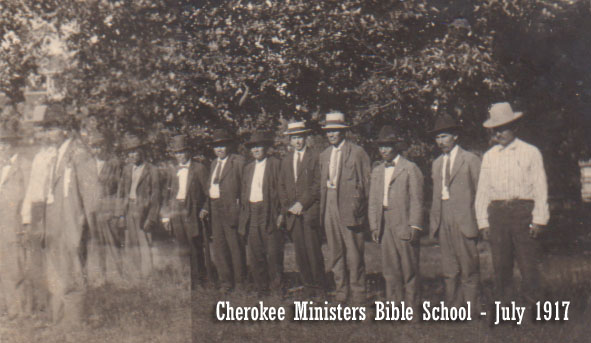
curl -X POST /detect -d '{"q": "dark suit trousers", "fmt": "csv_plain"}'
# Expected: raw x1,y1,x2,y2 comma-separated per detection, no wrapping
488,200,541,302
381,207,420,308
290,215,325,291
211,199,246,290
169,200,208,288
247,201,284,292
325,189,365,303
439,200,480,309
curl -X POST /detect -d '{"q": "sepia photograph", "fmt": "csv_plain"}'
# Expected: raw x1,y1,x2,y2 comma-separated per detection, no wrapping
0,1,590,342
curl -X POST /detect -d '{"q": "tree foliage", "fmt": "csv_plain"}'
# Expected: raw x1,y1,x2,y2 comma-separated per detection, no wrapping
1,0,590,198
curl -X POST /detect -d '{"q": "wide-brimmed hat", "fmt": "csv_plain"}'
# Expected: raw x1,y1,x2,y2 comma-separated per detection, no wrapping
210,129,234,145
122,134,146,151
34,103,66,128
321,111,350,130
483,102,523,128
283,121,312,135
245,131,274,148
430,114,461,135
375,125,403,145
169,135,190,153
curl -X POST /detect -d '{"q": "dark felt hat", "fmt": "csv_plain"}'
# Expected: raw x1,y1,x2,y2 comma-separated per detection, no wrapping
169,135,190,153
375,125,403,145
245,131,274,148
210,129,234,145
430,114,461,135
122,134,146,151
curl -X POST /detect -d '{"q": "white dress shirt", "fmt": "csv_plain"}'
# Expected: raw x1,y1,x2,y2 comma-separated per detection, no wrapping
209,157,228,199
475,138,549,228
21,146,57,224
293,147,306,182
383,155,400,207
441,145,459,200
129,163,145,200
176,161,191,200
327,140,345,189
249,158,267,202
96,158,105,175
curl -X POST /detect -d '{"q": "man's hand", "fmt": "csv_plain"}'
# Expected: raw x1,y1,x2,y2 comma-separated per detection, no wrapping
529,223,544,239
479,227,490,241
162,218,171,233
288,202,304,216
372,230,380,243
199,209,209,220
276,214,284,230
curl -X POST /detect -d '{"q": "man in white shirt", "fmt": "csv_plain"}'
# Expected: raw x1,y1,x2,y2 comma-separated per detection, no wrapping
368,125,424,310
475,102,550,303
428,114,481,313
161,135,210,289
238,132,283,296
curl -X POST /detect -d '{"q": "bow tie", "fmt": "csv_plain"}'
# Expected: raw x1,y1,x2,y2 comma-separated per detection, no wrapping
384,161,396,168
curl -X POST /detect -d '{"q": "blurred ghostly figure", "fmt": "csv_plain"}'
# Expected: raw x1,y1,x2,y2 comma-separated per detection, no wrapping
0,120,29,320
117,135,160,281
83,131,123,285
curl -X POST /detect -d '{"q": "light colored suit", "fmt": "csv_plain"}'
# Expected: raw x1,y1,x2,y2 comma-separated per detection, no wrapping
368,157,423,306
44,138,95,326
0,150,30,319
429,145,480,309
319,140,370,303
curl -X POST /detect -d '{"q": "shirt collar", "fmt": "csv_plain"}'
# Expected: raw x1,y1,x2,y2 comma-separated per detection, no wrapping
218,156,228,163
179,160,191,168
447,144,459,159
295,146,307,155
333,139,345,151
498,137,521,152
256,157,267,165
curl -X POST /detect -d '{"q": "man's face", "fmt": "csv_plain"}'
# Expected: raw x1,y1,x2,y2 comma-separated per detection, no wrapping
175,151,191,165
435,132,458,154
127,150,142,165
491,125,516,147
379,145,396,161
326,130,344,147
250,146,266,161
289,135,306,151
214,145,228,159
89,144,103,159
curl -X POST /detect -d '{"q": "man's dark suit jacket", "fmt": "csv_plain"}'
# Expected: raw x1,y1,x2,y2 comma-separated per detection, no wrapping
278,148,320,232
429,146,481,239
163,161,209,237
238,156,281,236
117,163,161,230
319,140,371,228
204,153,245,229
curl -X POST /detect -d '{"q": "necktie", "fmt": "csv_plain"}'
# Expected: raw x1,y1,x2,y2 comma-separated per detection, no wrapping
213,160,222,184
294,152,301,182
329,148,339,186
444,154,451,187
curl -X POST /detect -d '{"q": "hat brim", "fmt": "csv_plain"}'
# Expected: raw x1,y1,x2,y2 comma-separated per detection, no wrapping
483,112,523,128
245,140,273,148
170,147,189,153
210,138,233,145
321,124,349,130
283,129,311,136
429,125,462,135
123,143,147,151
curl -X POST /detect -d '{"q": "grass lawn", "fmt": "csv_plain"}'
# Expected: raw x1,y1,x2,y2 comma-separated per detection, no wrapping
1,239,590,343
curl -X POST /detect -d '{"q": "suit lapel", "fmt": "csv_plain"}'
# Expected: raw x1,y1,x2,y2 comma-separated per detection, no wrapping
389,157,406,185
296,149,309,181
219,154,233,183
244,161,255,199
337,141,351,185
135,164,149,192
449,147,465,185
53,139,73,188
186,163,195,196
375,163,385,201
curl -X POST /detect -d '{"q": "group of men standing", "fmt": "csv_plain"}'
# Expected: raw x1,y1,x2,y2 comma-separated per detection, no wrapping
0,100,549,326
